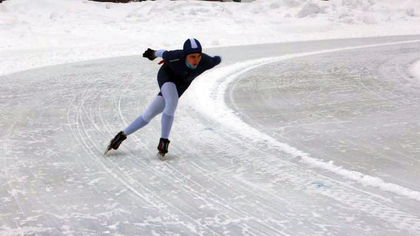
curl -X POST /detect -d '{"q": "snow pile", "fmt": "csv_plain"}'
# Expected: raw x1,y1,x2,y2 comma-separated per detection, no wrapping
0,0,419,76
410,59,420,79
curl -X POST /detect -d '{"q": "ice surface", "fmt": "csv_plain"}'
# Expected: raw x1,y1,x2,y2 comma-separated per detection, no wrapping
1,0,420,235
190,37,420,200
1,36,420,235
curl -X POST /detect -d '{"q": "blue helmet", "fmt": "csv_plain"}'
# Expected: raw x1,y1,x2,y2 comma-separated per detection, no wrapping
183,38,202,56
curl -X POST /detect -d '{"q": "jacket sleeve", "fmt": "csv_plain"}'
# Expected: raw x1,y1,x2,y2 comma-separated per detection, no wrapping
155,49,167,58
202,54,222,70
212,56,222,67
161,50,184,63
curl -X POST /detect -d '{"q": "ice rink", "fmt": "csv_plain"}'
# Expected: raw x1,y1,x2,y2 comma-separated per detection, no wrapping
1,35,420,235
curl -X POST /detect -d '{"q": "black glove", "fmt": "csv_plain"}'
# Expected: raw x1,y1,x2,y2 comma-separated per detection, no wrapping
143,48,156,61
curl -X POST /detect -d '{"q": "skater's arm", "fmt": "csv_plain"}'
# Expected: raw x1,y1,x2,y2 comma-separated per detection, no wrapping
212,55,222,66
201,54,222,70
155,49,167,58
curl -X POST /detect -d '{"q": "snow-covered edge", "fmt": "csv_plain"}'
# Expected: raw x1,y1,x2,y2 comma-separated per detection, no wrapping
410,59,420,80
188,39,420,202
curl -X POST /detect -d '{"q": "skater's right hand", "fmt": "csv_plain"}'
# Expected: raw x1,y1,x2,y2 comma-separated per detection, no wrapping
143,48,157,61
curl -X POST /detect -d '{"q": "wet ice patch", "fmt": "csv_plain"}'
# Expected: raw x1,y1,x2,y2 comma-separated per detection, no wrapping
309,181,332,190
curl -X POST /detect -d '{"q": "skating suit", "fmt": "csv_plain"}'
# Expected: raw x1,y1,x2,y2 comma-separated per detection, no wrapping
157,50,222,97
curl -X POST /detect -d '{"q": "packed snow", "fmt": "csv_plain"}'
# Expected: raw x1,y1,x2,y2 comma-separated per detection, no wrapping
1,0,420,76
411,59,420,79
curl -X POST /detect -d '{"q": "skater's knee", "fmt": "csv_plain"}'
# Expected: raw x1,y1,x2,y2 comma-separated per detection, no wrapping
161,82,178,99
163,102,177,116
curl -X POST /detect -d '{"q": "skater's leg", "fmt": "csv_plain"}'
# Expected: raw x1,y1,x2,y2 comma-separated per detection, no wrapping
124,96,165,135
161,114,174,139
160,82,178,139
142,96,165,122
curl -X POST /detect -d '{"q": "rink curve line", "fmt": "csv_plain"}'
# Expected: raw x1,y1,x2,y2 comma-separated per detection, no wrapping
115,86,292,235
66,82,171,222
98,83,223,234
188,39,420,202
80,81,233,235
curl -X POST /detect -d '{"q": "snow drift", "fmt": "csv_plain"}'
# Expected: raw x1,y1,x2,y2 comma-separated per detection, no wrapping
0,0,419,76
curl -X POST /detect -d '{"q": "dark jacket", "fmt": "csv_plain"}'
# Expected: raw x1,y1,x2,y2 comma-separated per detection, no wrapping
159,50,221,86
157,50,221,97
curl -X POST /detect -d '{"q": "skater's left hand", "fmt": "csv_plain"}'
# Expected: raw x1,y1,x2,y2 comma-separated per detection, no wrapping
143,48,157,61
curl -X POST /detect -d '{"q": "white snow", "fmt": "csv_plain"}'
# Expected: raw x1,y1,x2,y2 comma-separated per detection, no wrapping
410,59,420,79
1,0,420,76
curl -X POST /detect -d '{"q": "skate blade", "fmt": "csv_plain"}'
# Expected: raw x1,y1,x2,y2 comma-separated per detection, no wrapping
157,151,166,160
104,146,112,155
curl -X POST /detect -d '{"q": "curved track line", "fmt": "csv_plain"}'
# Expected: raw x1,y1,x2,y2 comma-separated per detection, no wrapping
114,87,291,235
68,83,219,235
188,39,420,202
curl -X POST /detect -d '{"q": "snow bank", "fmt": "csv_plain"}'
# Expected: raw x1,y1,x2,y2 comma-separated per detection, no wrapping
1,0,420,76
410,59,420,80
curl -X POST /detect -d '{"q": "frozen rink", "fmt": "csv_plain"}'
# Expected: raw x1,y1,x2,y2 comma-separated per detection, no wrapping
1,35,420,235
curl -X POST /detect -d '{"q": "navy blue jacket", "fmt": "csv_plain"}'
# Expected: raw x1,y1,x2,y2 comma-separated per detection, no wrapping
157,50,221,97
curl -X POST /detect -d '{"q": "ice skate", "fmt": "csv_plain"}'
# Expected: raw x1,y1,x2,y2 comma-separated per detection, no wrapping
104,131,127,155
157,138,170,159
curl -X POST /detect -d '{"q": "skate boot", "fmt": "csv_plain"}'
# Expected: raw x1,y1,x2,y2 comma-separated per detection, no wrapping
104,131,127,155
157,138,170,159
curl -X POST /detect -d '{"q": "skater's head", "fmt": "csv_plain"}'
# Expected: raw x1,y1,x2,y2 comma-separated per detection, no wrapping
183,38,202,69
183,38,202,56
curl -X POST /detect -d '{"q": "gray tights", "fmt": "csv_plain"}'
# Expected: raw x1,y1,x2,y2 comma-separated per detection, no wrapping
124,82,178,139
